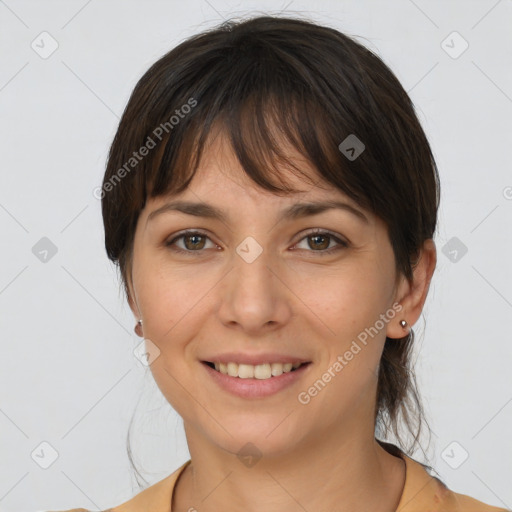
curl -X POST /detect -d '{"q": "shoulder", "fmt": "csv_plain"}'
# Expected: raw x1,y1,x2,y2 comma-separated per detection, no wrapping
50,460,191,512
44,508,114,512
109,460,190,512
42,509,101,512
441,487,510,512
398,452,509,512
430,476,509,512
43,509,107,512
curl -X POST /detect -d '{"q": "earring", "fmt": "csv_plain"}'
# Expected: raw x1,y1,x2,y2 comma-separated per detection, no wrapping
134,319,143,337
399,320,408,329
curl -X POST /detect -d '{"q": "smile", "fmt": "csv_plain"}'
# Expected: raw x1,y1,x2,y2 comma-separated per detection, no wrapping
201,360,312,399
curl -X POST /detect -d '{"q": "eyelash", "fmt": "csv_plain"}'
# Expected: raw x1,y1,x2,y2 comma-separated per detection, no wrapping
165,229,349,257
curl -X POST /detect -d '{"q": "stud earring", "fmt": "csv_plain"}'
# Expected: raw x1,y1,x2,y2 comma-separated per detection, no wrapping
399,319,408,329
134,319,143,337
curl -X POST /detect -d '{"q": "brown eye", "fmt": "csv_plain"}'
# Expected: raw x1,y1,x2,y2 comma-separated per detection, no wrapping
308,233,330,250
165,230,215,254
293,229,349,256
182,233,206,250
165,229,348,257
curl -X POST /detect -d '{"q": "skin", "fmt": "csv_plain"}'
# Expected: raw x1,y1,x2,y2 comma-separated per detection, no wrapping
124,128,437,512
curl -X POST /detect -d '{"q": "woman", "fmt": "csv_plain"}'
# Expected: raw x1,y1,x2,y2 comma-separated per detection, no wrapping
58,14,508,512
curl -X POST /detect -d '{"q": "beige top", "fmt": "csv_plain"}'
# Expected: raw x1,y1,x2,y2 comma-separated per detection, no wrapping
53,449,509,512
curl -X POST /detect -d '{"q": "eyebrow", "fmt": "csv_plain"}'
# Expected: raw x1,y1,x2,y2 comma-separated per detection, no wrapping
146,199,369,227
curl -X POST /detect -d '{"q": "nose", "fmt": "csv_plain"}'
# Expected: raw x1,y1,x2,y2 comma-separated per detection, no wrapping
217,243,293,334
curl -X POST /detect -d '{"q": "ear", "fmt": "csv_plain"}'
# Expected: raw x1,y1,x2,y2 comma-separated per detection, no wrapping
386,239,437,339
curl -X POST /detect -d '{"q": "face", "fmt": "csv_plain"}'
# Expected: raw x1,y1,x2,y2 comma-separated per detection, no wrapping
127,129,409,459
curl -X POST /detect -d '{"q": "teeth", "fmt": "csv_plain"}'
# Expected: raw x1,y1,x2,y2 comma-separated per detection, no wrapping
237,363,254,378
212,361,303,379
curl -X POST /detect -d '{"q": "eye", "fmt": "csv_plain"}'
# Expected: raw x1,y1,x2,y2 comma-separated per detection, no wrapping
292,229,349,256
165,230,218,254
165,228,349,256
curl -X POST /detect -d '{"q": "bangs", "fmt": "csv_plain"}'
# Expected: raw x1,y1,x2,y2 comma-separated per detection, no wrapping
142,38,375,215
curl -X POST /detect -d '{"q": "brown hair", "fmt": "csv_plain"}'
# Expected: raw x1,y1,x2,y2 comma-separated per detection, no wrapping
101,14,440,482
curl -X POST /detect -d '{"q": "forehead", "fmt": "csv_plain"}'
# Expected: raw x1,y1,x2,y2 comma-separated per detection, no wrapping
181,126,335,200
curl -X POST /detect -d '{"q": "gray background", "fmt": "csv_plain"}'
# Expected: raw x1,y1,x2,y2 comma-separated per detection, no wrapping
0,0,511,511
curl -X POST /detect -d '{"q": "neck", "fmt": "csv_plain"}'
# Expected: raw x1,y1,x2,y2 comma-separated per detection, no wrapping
173,422,406,512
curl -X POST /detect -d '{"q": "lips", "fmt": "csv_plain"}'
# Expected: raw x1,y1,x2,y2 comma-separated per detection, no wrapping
202,359,312,398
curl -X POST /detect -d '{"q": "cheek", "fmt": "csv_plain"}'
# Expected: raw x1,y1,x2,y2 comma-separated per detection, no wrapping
134,266,199,353
298,265,391,399
293,264,388,338
138,269,204,414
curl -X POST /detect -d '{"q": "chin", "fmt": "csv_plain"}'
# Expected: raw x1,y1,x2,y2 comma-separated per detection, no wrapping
201,417,307,461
